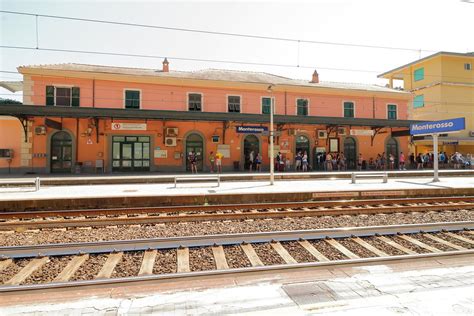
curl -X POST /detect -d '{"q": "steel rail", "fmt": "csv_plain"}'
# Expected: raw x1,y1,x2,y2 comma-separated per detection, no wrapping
1,196,473,219
1,221,472,258
1,250,473,293
1,202,473,231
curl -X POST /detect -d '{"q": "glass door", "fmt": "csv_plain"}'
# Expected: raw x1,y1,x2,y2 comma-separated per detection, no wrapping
50,131,73,173
112,136,150,172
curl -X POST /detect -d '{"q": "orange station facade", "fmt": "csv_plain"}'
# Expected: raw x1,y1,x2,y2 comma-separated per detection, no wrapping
0,61,415,174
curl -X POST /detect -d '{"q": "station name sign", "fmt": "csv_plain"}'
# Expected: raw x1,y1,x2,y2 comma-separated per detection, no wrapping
236,126,268,134
112,123,147,131
410,117,465,136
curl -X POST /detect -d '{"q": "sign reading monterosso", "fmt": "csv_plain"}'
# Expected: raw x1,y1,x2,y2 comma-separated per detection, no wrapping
236,126,268,134
410,117,465,136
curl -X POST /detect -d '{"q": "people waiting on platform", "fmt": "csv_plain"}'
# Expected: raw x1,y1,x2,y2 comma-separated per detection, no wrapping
215,151,223,173
302,151,308,172
357,153,363,171
326,152,333,171
209,151,215,173
295,151,302,171
188,151,198,174
399,152,406,170
389,154,395,170
255,153,262,172
248,150,255,172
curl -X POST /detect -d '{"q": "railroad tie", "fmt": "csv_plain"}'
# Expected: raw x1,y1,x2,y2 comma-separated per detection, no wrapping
54,254,89,282
177,247,190,273
0,259,13,273
96,252,123,279
397,235,442,253
5,257,49,286
423,234,467,251
352,237,388,257
240,244,264,267
444,232,474,246
324,239,359,259
212,246,229,270
138,250,158,276
297,240,329,262
270,242,297,264
377,236,417,255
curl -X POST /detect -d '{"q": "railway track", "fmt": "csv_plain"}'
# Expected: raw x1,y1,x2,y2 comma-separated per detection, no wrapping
1,196,473,231
1,221,473,292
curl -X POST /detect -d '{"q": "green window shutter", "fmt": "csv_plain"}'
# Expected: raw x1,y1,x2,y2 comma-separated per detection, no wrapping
262,98,271,114
125,90,140,109
343,102,354,118
297,99,308,116
414,68,424,81
387,104,397,119
71,87,80,107
46,86,54,106
413,95,424,108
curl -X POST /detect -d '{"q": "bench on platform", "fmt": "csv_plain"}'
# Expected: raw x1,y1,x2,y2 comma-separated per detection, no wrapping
174,175,220,188
351,172,387,184
0,177,41,191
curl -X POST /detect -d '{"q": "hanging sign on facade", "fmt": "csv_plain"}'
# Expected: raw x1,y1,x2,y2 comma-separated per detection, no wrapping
112,123,147,131
154,149,168,158
410,118,465,136
236,126,268,134
350,129,374,136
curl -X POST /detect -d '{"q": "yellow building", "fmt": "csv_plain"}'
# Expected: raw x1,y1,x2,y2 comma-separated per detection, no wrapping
379,51,474,155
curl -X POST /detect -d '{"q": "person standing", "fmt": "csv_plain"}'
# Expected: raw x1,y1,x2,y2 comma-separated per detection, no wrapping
326,152,333,171
188,151,198,174
357,153,363,171
255,153,262,172
248,150,254,172
389,154,395,170
295,151,302,171
209,151,215,173
215,151,223,173
399,152,406,170
302,151,308,172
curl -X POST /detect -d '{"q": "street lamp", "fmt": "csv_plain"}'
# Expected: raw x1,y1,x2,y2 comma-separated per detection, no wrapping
267,84,275,185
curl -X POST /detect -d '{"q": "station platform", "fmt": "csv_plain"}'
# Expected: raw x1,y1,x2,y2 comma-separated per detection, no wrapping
1,253,473,315
0,172,473,211
1,169,473,186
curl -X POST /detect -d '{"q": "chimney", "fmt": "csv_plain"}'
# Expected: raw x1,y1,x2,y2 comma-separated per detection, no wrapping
162,58,169,72
311,70,319,83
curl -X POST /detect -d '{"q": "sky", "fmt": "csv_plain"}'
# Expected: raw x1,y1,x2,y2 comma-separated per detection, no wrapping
1,0,473,102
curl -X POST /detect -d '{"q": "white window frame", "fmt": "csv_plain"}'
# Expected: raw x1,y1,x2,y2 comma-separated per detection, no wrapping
342,100,356,118
386,103,398,120
52,85,74,107
295,98,310,116
465,63,472,71
260,96,275,115
123,88,142,109
226,94,242,113
187,92,204,112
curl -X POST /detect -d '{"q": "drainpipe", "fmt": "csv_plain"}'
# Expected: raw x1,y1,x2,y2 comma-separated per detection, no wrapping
372,96,376,118
92,79,95,108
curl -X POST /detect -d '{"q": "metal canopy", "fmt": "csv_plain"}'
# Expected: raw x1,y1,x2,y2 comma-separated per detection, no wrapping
0,104,421,128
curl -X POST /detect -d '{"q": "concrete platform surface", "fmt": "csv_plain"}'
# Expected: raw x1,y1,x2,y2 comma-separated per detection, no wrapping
1,255,473,315
0,175,473,201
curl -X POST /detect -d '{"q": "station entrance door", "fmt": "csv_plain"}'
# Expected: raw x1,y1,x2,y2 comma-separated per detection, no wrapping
186,133,204,171
50,131,73,173
344,137,357,170
243,135,259,170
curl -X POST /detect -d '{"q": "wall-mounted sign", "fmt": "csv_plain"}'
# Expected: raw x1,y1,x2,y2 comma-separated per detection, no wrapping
217,144,230,158
410,118,465,136
236,126,268,134
112,123,147,131
154,149,168,158
350,129,374,136
86,138,93,145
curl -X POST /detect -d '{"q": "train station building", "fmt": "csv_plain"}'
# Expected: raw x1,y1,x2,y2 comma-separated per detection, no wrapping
0,60,416,174
379,51,474,155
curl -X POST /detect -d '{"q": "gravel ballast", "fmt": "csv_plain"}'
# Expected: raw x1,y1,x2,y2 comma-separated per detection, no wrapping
2,210,473,247
21,256,70,284
70,254,108,281
153,249,177,274
189,247,216,272
224,245,252,268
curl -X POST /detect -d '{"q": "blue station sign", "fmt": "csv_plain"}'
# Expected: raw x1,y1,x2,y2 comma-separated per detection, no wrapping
410,117,465,136
236,126,268,134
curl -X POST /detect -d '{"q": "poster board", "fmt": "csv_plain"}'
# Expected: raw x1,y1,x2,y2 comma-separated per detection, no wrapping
217,144,231,158
154,149,168,158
